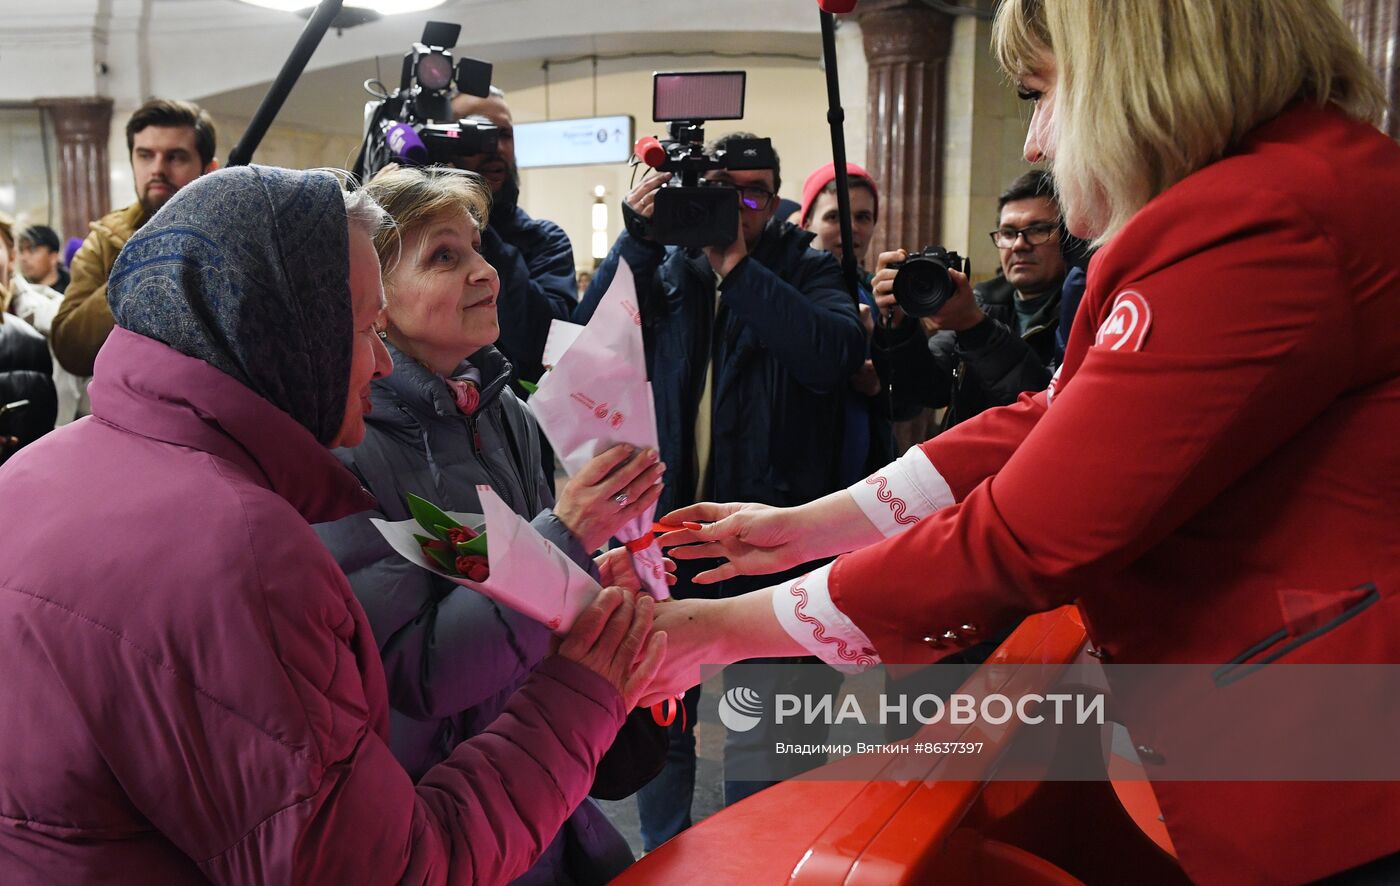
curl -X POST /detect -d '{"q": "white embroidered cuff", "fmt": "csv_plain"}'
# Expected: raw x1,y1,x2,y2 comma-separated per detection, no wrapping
772,562,880,674
847,445,955,538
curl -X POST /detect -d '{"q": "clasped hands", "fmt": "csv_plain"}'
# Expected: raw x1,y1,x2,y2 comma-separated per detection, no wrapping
567,499,822,709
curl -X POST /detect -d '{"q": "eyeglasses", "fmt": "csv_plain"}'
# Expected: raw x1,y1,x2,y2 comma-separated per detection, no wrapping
700,178,777,211
989,221,1060,248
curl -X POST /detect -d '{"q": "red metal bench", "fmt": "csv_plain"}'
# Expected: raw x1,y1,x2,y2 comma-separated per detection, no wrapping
614,606,1187,885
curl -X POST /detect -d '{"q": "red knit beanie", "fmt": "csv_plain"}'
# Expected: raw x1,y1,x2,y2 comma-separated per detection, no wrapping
799,162,879,225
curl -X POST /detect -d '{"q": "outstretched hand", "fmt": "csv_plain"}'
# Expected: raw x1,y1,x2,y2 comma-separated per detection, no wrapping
635,596,719,707
634,589,810,708
655,501,809,584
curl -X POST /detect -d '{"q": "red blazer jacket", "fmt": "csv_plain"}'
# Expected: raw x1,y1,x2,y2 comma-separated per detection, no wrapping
830,103,1400,885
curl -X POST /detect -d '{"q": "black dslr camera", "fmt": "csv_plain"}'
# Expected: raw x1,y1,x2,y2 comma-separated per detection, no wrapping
353,22,496,179
888,247,970,318
630,71,776,248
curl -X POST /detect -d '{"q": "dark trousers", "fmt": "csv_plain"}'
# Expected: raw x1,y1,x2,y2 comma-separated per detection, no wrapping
634,658,847,849
635,559,841,848
635,685,702,851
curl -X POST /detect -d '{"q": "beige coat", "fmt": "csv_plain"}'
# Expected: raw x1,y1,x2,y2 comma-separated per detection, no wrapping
51,201,148,376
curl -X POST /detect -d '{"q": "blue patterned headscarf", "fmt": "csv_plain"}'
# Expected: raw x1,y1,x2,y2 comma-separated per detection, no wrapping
107,165,353,445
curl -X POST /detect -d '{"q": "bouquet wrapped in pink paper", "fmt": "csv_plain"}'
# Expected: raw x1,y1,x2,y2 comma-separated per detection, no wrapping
372,487,600,633
530,259,671,599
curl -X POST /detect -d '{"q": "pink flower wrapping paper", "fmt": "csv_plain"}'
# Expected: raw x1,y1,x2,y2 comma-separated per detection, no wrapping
372,485,601,633
531,258,671,599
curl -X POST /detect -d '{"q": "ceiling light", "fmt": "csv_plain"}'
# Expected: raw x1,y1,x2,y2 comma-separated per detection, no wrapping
235,1,448,13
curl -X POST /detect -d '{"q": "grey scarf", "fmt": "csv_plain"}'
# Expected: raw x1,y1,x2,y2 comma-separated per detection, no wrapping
107,164,353,445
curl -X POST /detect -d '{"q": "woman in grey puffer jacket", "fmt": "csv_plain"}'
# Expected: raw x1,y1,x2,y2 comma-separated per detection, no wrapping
316,166,666,886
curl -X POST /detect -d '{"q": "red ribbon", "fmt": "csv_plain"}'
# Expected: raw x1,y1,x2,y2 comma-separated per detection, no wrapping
623,534,655,554
650,696,686,730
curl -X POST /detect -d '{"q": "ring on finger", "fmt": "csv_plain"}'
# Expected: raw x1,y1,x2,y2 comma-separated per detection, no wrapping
614,492,631,509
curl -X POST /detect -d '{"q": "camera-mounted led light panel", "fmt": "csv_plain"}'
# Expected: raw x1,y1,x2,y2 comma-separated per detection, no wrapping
653,71,747,123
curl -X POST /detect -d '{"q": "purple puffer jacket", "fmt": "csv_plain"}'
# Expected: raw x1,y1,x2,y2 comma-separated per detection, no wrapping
0,327,627,885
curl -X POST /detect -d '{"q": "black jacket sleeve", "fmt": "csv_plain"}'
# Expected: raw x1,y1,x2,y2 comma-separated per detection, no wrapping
0,315,58,462
718,252,865,393
484,222,577,384
954,316,1054,409
574,229,668,325
872,317,949,417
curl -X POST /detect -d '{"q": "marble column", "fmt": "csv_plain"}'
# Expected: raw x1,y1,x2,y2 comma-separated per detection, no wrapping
856,0,955,255
1343,0,1400,139
36,98,113,241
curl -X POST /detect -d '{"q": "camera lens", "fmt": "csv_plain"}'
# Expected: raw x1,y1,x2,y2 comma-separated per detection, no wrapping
417,53,454,92
892,254,956,318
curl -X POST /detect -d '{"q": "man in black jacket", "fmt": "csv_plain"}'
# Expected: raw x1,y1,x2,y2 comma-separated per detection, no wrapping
874,170,1070,431
577,132,864,850
451,87,577,388
870,171,1071,714
0,314,57,464
1,223,57,461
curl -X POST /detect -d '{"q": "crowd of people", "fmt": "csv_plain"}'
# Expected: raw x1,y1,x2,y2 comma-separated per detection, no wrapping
2,0,1398,883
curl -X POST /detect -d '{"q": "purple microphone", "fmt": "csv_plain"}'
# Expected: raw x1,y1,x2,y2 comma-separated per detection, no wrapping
381,121,429,165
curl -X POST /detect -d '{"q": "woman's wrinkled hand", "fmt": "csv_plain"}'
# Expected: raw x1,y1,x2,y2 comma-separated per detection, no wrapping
596,546,677,591
555,444,665,552
655,501,808,584
559,586,668,710
636,596,721,707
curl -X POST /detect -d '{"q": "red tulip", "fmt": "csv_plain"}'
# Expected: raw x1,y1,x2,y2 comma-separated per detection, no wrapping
455,554,491,582
447,526,480,545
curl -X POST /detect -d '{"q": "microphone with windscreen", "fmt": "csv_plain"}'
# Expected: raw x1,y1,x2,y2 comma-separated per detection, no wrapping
634,136,668,169
381,122,430,165
627,72,774,248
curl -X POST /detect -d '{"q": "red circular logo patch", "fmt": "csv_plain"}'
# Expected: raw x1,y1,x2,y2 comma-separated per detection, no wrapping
1094,290,1152,352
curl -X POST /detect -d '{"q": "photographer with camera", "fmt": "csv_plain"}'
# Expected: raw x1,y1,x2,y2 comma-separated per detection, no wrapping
797,162,890,481
355,26,572,394
576,129,863,848
874,170,1071,433
450,87,577,389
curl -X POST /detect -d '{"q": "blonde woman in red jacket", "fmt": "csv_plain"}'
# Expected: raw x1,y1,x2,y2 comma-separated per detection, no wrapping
644,1,1400,883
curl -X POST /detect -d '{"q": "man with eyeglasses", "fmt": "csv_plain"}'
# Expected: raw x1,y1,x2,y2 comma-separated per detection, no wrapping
877,170,1070,432
576,131,864,850
861,170,1073,703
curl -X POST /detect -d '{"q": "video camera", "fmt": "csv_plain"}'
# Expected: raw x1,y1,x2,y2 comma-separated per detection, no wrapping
353,22,497,180
630,71,776,248
889,247,970,318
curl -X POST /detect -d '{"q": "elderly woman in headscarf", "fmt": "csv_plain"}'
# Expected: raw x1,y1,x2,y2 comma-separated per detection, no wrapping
0,164,665,885
316,164,669,886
